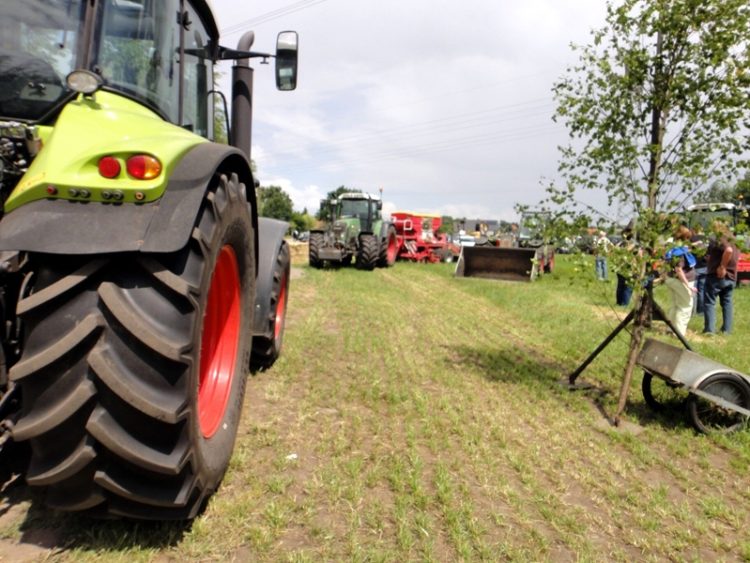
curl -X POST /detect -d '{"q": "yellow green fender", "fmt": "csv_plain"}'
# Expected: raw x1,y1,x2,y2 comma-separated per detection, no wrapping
0,92,256,255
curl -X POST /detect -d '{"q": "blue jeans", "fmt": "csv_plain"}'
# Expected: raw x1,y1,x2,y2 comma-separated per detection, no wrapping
595,256,608,280
616,274,632,306
703,276,734,334
693,267,707,314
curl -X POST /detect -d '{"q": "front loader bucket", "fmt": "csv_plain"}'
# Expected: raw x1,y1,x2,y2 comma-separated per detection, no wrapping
455,246,538,282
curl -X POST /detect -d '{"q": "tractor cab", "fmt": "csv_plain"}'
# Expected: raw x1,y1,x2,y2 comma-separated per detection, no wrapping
518,211,551,248
335,192,382,234
0,0,297,213
685,202,746,232
0,0,297,126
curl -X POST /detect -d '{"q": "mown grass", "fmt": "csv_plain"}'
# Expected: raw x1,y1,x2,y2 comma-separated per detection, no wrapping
1,253,749,561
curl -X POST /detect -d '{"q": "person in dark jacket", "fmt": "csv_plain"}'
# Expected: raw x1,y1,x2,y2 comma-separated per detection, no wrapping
703,222,739,335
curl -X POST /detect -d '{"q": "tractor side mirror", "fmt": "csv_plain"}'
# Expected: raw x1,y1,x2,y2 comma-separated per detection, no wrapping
377,201,383,211
275,31,298,91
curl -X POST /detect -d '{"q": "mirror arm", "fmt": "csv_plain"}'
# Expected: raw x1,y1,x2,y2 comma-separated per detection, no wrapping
218,46,274,61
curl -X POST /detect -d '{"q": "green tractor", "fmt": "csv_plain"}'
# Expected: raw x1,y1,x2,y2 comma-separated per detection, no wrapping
0,0,297,519
309,192,398,270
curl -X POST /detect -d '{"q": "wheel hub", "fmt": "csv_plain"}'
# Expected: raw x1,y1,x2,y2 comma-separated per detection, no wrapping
274,273,288,341
198,245,241,438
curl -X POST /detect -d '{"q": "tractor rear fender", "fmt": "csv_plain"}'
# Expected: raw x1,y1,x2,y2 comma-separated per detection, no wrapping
0,143,258,262
378,221,394,239
253,217,289,338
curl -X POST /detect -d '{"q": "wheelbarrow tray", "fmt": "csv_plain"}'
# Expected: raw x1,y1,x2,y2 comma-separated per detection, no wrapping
637,338,750,417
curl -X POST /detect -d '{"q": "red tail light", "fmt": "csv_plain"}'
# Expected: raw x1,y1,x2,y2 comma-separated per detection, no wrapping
126,155,162,180
98,156,121,178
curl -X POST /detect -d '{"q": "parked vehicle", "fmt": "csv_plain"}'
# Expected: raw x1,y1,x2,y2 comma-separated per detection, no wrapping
0,0,297,519
455,210,554,281
391,212,459,262
309,192,397,269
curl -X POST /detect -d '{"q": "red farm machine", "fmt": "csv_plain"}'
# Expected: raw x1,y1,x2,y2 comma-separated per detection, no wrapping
390,211,459,263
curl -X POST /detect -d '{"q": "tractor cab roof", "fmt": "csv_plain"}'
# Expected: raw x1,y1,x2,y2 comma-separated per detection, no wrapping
187,0,220,41
337,192,380,202
687,202,738,211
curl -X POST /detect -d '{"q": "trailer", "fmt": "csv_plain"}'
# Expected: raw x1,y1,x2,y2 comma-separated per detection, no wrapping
637,338,750,433
391,211,459,263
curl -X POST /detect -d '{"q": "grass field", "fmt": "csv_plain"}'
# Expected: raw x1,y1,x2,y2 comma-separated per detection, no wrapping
0,252,749,561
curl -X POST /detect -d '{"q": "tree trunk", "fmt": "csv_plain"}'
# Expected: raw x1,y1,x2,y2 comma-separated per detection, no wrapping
613,291,651,425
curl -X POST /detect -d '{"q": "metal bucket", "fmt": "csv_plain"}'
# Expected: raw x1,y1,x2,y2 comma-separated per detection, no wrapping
454,246,537,282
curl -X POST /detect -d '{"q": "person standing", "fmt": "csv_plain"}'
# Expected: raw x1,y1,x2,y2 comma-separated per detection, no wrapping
690,226,707,315
663,226,696,337
615,224,636,306
703,223,739,335
594,231,610,281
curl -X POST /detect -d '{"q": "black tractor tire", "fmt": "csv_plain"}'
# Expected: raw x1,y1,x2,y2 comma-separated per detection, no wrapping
10,173,255,519
251,241,290,373
357,234,379,271
309,233,323,268
377,226,399,268
686,372,750,434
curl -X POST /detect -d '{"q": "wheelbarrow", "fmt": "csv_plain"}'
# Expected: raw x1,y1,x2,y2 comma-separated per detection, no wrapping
637,338,750,433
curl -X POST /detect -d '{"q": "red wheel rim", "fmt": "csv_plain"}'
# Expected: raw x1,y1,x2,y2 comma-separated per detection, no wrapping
198,245,241,438
387,234,398,263
274,273,288,341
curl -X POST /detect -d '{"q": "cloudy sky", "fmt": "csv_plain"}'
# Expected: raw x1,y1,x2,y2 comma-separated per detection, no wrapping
211,0,608,222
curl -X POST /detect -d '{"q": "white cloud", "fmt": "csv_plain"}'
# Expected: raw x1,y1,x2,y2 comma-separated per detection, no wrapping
255,172,324,214
213,0,609,222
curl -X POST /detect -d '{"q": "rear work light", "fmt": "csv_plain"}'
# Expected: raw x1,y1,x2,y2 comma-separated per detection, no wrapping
126,155,162,180
98,156,121,178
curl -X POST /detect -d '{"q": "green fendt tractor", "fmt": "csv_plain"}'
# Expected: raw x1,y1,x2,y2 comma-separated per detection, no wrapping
309,192,398,270
0,0,297,519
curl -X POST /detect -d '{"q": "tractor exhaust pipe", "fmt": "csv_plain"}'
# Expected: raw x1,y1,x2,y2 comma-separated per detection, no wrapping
231,31,256,160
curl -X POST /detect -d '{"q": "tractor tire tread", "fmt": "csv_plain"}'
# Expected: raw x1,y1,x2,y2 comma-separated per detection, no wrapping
27,437,97,486
357,234,379,270
251,242,290,372
377,226,398,268
309,232,323,268
13,172,253,518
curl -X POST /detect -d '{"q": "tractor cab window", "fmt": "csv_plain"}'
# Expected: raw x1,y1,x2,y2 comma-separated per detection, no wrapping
0,0,85,121
339,199,369,219
181,2,213,138
95,0,180,124
688,209,736,232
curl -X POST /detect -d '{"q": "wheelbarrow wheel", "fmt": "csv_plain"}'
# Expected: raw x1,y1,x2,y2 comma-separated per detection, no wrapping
642,371,689,411
687,372,750,434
